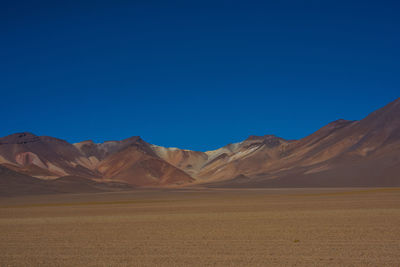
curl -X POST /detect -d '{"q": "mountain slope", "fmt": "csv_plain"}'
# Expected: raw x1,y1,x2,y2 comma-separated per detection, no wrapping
0,133,99,178
206,97,400,187
0,135,195,188
1,97,399,192
96,139,194,186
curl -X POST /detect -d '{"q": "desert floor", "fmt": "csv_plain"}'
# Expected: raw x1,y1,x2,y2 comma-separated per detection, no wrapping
1,188,400,266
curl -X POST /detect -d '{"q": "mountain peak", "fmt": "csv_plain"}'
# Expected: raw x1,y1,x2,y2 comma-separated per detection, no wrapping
0,132,40,145
122,136,143,142
244,135,285,148
358,97,400,130
246,134,282,141
6,132,37,138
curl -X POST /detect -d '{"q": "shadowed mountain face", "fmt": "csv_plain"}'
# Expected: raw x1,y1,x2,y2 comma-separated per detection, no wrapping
0,98,399,194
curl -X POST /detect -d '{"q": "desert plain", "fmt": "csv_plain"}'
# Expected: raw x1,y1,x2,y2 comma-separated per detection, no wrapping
1,188,400,266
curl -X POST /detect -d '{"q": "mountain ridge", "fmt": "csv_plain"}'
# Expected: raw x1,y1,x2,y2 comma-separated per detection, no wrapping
1,97,399,195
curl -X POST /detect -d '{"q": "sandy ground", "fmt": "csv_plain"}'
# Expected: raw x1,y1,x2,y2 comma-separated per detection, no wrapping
1,188,400,266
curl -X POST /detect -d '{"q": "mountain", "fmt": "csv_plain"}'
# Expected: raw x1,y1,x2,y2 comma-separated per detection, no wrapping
0,97,399,194
0,134,194,190
152,98,400,187
0,133,98,179
204,97,400,187
92,137,194,186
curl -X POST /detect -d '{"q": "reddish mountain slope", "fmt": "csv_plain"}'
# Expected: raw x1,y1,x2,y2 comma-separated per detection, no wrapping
96,138,194,186
0,133,99,178
0,135,195,189
206,98,400,187
0,97,399,193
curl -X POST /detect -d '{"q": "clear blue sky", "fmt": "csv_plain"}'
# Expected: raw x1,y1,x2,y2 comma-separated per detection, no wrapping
1,0,399,151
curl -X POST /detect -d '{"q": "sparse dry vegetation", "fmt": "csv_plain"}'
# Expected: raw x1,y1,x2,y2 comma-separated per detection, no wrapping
1,188,400,266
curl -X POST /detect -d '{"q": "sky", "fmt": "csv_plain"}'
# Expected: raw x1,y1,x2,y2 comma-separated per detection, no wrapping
1,0,399,151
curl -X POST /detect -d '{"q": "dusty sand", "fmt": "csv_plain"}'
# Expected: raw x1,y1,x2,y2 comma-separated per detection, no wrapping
1,188,400,266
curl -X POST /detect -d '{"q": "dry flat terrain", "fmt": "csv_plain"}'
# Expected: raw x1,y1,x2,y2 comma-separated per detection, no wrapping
1,188,400,266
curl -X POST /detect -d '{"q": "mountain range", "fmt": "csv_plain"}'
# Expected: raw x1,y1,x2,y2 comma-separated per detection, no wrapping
1,97,399,196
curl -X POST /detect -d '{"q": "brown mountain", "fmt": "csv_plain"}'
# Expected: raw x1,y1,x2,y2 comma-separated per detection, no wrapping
0,133,98,179
0,134,194,190
0,97,399,194
93,137,194,186
137,97,400,187
203,97,400,187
